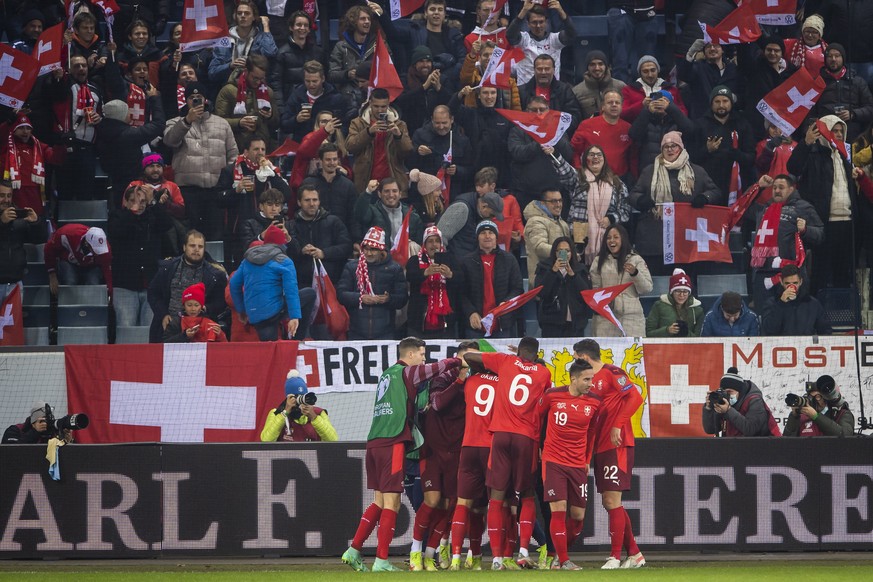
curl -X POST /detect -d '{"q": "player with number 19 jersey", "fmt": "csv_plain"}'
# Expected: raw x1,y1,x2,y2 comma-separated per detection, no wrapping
540,387,602,468
588,363,643,454
481,352,552,440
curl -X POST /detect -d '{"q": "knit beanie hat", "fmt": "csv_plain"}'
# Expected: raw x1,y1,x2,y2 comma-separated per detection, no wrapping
142,153,164,168
30,402,46,424
762,35,785,55
661,131,684,149
13,113,32,131
802,14,825,37
263,224,286,246
637,55,660,74
410,45,433,65
182,282,206,307
284,369,308,396
720,367,745,392
409,168,442,196
102,100,130,122
361,226,387,250
422,225,444,246
585,49,609,68
476,220,499,236
669,268,692,294
827,43,846,62
710,84,735,104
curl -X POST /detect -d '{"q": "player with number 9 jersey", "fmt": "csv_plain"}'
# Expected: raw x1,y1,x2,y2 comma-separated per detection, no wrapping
462,372,499,448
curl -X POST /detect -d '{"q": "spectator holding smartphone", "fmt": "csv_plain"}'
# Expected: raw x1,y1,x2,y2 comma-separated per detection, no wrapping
533,237,590,337
239,188,298,255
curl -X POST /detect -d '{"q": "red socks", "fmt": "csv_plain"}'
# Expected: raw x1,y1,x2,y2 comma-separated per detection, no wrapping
413,504,436,542
450,505,469,556
426,508,449,549
503,505,517,557
607,507,626,559
623,508,640,555
567,517,584,548
376,508,397,560
469,511,485,555
352,503,381,550
487,499,505,559
549,510,568,564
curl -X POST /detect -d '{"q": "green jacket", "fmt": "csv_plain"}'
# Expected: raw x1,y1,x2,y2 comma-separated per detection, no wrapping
645,294,704,337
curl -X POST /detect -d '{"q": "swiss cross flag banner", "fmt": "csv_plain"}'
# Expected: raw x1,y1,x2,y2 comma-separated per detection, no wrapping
65,342,298,443
481,285,542,336
699,4,761,45
497,109,573,147
662,202,732,264
725,183,761,232
34,23,64,76
369,33,403,102
436,165,451,207
179,0,231,52
388,0,425,20
484,0,508,26
757,67,826,136
581,283,634,336
0,45,40,109
816,118,850,160
267,137,300,158
740,0,797,25
478,46,513,89
0,286,24,346
311,259,349,340
390,207,412,265
92,0,120,41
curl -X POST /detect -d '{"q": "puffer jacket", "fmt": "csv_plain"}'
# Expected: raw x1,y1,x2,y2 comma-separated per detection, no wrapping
214,81,280,149
533,258,591,332
590,252,652,337
346,105,414,193
572,71,626,119
229,244,302,324
629,102,695,170
208,25,278,84
645,294,704,337
163,112,239,188
813,68,873,142
288,208,353,287
271,39,321,106
328,33,377,104
337,254,408,340
700,295,759,337
523,200,571,282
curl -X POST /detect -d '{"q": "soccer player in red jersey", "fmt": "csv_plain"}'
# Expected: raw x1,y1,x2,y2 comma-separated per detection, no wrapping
538,359,599,570
574,339,646,569
462,337,553,570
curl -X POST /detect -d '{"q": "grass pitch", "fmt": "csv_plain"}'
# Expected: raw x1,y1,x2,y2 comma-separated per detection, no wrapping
1,559,872,581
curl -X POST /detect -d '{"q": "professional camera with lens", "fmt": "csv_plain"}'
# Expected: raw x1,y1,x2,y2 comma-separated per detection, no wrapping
785,393,809,408
43,404,89,436
275,392,318,418
708,389,728,406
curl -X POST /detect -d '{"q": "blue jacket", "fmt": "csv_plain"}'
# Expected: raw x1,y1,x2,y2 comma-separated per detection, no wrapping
700,295,760,337
209,26,278,84
229,244,301,323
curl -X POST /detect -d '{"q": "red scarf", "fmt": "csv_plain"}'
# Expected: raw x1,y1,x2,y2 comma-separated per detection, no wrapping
728,130,740,206
417,249,451,330
177,84,186,110
789,39,827,72
181,315,226,342
751,202,783,268
75,82,95,121
355,254,374,307
5,134,45,189
232,154,259,186
234,71,270,115
127,83,146,127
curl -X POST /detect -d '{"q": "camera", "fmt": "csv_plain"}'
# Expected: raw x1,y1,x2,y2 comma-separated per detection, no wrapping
785,393,809,409
708,389,728,406
43,404,89,436
191,96,204,107
299,392,317,406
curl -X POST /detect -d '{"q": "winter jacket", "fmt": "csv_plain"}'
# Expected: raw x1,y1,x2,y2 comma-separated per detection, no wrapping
784,403,855,437
229,244,302,324
288,208,353,287
216,162,291,233
523,200,571,282
148,255,228,342
818,0,873,63
751,193,825,270
271,39,321,107
590,253,652,337
533,259,591,332
737,44,797,139
518,77,582,132
507,126,573,206
813,68,873,142
238,214,299,256
394,70,452,136
163,112,238,188
354,190,424,248
448,96,513,188
552,155,631,226
328,33,377,104
678,58,741,119
106,204,173,291
456,248,524,336
379,15,466,85
786,139,859,223
214,80,280,150
0,214,45,284
346,105,414,193
628,102,695,170
700,295,760,337
691,112,756,204
208,26,278,84
459,53,520,111
645,294,704,337
628,161,721,254
279,82,348,141
405,252,459,337
761,285,832,336
702,380,778,437
336,254,408,340
573,71,626,120
307,172,360,239
621,79,686,122
410,123,473,199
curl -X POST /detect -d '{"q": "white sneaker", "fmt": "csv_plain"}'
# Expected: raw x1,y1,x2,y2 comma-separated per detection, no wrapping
601,557,622,570
621,552,646,569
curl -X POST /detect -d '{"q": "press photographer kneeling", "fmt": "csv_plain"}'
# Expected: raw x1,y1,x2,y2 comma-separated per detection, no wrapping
260,370,338,442
783,375,855,437
2,402,89,444
702,368,781,437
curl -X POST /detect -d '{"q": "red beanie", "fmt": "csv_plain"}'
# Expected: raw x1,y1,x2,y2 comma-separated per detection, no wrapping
263,224,287,246
182,282,206,307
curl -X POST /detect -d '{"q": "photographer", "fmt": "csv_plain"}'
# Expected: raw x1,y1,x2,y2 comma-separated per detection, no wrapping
260,370,337,442
703,368,781,437
784,375,855,437
2,403,73,444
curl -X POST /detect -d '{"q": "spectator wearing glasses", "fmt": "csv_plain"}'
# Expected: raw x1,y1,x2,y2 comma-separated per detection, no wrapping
523,188,571,282
700,291,759,337
645,268,703,337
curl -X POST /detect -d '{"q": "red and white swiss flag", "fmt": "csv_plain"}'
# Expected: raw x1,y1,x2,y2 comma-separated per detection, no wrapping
699,4,761,45
179,0,231,52
581,283,633,336
481,285,542,337
662,203,732,265
65,342,298,443
388,0,424,20
484,0,508,26
34,23,64,76
740,0,797,26
478,46,513,90
497,108,573,147
0,45,40,109
756,67,825,136
816,118,850,161
369,32,404,102
390,207,412,265
0,286,24,346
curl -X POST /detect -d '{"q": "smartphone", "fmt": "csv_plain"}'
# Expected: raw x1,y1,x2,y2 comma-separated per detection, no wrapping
191,96,204,107
434,251,449,265
301,102,313,111
557,249,569,262
378,112,388,122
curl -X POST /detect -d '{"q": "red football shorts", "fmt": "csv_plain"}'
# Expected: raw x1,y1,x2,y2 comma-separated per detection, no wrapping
593,446,634,492
486,432,538,494
366,443,406,493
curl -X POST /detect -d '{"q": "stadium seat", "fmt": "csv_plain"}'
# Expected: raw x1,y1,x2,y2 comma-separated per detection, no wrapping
57,285,109,306
817,288,862,331
56,285,110,327
697,274,748,296
641,275,670,315
57,200,109,228
205,240,225,264
24,327,50,346
115,326,151,344
57,326,108,345
22,285,50,328
23,263,49,286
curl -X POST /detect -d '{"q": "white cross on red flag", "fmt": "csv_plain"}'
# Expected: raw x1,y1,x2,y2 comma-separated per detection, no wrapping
662,202,732,265
0,45,40,109
699,4,762,45
581,283,634,336
496,108,573,147
179,0,231,52
815,118,851,160
739,0,797,26
756,67,826,136
481,285,542,337
35,23,64,76
478,46,513,89
388,0,425,20
0,286,24,346
390,207,412,265
369,33,404,102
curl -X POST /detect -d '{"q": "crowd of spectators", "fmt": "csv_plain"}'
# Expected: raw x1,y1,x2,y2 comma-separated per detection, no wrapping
3,0,873,343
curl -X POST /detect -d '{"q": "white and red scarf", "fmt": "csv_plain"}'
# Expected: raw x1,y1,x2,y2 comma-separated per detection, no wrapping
728,130,741,206
751,201,782,268
234,71,270,115
418,248,452,330
232,154,259,187
355,253,374,307
176,84,186,110
5,134,46,189
127,83,147,127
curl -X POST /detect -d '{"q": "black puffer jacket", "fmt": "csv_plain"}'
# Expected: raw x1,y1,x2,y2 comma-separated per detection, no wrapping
628,102,695,170
107,203,173,291
692,112,756,204
761,283,832,336
0,215,45,284
271,39,321,107
456,248,524,334
448,96,513,189
337,254,408,340
288,208,352,287
813,68,873,142
533,259,591,332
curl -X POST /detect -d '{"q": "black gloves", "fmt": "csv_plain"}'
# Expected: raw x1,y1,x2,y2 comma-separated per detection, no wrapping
691,194,708,208
636,195,656,212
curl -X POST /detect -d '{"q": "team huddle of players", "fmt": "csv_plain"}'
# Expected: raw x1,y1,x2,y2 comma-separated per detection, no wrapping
342,336,645,572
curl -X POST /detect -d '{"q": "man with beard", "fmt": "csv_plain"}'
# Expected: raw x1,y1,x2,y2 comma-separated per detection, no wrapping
1,114,64,217
812,43,873,142
680,41,740,120
411,106,472,199
287,182,352,288
692,85,755,205
572,50,626,120
620,56,686,122
148,230,228,342
738,37,797,140
126,154,186,221
395,46,452,136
